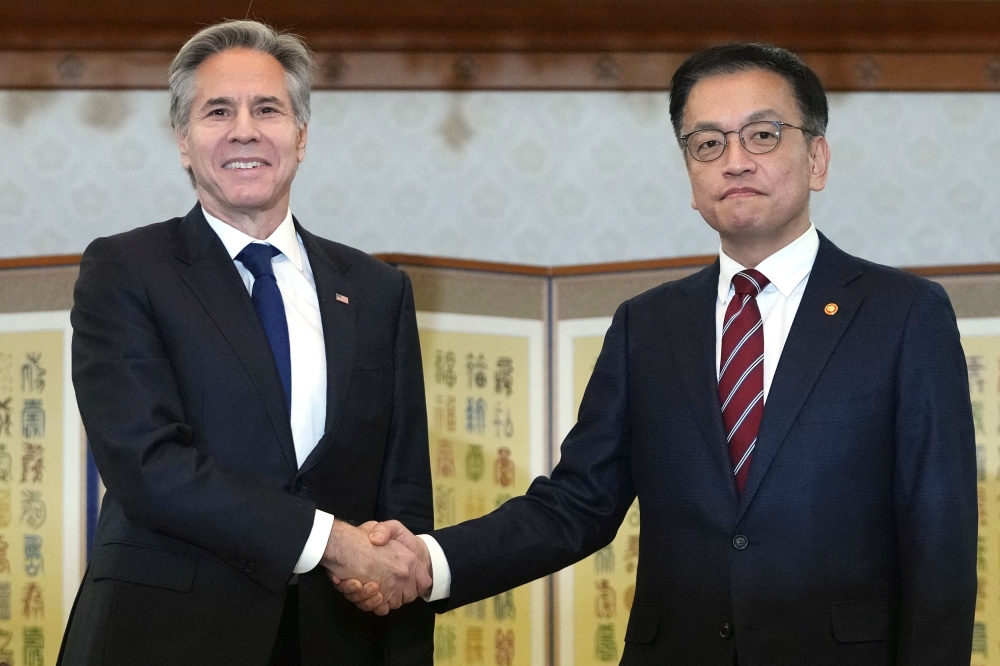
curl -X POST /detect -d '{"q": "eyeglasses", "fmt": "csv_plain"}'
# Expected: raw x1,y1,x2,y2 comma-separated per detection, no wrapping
680,121,815,163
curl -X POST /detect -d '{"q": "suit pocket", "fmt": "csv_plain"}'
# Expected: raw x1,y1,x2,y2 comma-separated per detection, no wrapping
798,392,877,424
624,603,660,644
91,542,197,592
831,599,891,643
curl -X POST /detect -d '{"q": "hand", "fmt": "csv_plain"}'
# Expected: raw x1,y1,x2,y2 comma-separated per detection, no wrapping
320,520,431,615
331,522,388,614
368,520,431,567
332,520,432,614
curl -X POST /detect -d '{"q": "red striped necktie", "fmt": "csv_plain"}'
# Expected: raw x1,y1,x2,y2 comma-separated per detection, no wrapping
719,269,770,493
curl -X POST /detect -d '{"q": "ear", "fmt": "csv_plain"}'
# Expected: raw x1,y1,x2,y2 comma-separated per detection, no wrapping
175,129,192,170
808,135,831,193
296,124,309,163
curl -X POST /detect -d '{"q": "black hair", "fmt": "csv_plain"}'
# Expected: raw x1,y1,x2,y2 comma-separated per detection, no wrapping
668,42,828,143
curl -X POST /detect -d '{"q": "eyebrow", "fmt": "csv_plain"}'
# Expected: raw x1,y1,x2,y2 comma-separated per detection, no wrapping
254,96,286,107
203,97,235,108
747,109,783,123
688,108,785,132
201,95,288,108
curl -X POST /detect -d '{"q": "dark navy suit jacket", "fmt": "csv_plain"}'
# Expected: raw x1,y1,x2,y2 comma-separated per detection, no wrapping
60,205,434,666
432,234,977,665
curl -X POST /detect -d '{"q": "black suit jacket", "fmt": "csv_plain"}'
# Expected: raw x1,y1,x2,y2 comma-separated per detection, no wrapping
59,205,434,666
432,234,977,665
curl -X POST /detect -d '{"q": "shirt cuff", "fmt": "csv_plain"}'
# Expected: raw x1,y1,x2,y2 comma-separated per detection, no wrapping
418,534,452,602
293,509,335,574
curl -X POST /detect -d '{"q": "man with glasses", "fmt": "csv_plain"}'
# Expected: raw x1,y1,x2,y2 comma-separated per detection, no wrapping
345,43,978,665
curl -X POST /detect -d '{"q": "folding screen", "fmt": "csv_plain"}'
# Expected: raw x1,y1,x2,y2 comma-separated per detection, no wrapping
0,260,83,665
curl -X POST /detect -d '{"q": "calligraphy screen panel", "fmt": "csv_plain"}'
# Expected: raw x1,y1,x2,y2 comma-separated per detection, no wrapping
553,317,640,666
0,311,84,666
931,269,1000,664
417,312,548,666
959,317,1000,665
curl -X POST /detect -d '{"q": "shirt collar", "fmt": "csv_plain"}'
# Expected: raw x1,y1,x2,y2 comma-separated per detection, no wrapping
202,207,303,272
717,224,819,303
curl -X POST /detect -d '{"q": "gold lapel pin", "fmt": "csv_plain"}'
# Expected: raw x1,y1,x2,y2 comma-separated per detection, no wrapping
824,303,838,316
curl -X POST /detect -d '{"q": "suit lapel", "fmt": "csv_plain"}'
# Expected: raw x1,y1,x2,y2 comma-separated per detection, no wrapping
737,234,865,520
174,204,298,472
667,262,739,503
296,224,357,476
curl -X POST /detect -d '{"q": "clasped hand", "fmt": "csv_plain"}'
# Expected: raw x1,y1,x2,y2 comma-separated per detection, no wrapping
320,520,430,616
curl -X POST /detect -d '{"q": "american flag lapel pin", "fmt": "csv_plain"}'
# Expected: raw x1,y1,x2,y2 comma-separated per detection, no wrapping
336,293,349,304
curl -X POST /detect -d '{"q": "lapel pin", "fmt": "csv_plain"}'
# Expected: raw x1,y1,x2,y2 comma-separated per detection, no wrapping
336,293,349,304
824,303,838,316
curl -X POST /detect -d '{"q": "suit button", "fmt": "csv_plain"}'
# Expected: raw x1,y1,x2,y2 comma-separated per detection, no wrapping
719,623,733,639
293,479,303,492
733,535,748,550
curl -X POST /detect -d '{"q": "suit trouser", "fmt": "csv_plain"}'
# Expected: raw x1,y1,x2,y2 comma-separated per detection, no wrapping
268,585,300,666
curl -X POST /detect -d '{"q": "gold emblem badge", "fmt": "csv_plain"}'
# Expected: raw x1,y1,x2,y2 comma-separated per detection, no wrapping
824,303,839,316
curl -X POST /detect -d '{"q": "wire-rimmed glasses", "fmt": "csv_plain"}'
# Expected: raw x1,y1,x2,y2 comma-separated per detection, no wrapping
680,121,814,163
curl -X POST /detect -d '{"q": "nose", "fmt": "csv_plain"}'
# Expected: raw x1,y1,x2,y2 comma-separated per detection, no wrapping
228,107,260,143
719,131,755,176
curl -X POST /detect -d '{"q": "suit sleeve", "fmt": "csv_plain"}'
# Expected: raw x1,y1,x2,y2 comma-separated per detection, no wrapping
72,237,316,593
431,302,637,608
374,271,435,663
893,281,977,663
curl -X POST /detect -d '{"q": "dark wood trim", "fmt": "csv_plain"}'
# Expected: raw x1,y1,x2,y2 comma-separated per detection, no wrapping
906,262,1000,277
550,255,716,276
377,253,719,276
806,53,1000,92
374,253,552,276
5,1,1000,91
311,51,685,91
0,51,174,89
378,253,1000,278
0,254,82,269
4,1,1000,53
4,252,999,279
6,50,1000,91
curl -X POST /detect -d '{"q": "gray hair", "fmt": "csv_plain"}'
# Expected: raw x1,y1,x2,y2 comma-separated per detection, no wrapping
168,20,313,134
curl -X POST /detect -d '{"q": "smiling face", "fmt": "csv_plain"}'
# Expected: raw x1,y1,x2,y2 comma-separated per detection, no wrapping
176,48,307,231
681,68,830,266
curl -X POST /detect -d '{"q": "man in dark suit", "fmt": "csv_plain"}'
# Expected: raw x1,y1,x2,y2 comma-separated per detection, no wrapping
346,43,978,664
59,20,435,666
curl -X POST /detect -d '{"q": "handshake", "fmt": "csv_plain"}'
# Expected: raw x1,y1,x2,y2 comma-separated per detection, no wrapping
319,519,431,616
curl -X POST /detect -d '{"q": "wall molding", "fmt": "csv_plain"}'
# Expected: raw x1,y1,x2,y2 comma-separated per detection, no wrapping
0,255,82,270
5,50,1000,91
4,1,1000,91
4,1,1000,52
5,253,998,278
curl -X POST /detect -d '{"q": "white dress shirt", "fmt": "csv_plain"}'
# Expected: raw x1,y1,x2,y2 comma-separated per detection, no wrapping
420,224,820,602
203,209,334,574
716,224,819,399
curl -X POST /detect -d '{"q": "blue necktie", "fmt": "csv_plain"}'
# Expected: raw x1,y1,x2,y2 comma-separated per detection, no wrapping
236,243,292,413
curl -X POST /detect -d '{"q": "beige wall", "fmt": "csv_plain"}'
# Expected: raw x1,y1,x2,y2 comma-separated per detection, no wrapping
1,90,1000,269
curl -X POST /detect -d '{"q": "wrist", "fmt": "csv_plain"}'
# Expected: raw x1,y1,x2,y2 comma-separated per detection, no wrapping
413,534,432,578
324,520,352,570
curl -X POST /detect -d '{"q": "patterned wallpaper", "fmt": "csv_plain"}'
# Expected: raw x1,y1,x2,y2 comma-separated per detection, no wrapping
1,89,999,267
